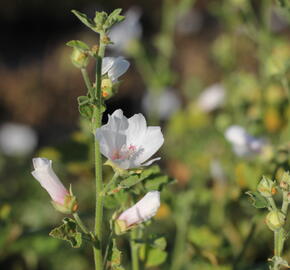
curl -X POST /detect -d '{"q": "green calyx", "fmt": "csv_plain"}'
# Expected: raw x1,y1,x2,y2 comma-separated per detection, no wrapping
51,187,78,214
266,211,285,231
71,48,89,69
257,176,276,198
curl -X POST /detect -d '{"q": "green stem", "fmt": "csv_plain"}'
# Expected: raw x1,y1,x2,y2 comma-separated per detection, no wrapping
73,212,90,235
268,197,277,211
81,68,94,97
281,191,289,215
130,228,140,270
93,31,107,270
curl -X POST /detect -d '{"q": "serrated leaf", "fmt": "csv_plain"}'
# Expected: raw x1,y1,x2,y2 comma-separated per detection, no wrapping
49,218,82,248
107,239,125,270
246,191,270,209
71,10,96,32
66,40,90,52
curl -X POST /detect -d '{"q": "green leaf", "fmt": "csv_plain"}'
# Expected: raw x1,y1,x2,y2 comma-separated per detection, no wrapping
49,218,82,248
144,174,174,191
78,102,94,120
118,175,141,189
107,239,125,270
77,96,90,105
103,9,125,30
66,40,90,52
94,11,108,29
71,10,96,32
140,247,167,267
246,191,270,209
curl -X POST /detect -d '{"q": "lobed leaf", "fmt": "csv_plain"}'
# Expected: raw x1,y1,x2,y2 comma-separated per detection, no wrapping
49,218,82,248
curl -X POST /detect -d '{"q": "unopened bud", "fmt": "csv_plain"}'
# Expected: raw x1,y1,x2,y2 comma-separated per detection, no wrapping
101,79,113,99
257,176,276,197
266,210,285,231
101,35,111,45
71,48,89,69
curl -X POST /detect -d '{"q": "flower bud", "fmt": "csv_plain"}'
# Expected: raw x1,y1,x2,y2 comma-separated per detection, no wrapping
115,191,160,234
101,78,114,99
31,158,78,214
257,176,276,197
71,48,89,69
266,210,285,231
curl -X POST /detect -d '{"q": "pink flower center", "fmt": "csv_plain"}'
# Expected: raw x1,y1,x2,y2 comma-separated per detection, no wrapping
111,144,137,160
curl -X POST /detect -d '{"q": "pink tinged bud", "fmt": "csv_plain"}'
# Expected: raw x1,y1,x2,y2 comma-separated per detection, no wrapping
31,158,69,205
117,191,160,232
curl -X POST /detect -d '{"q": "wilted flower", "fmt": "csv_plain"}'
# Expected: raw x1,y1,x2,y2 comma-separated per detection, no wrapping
142,88,181,120
0,123,37,157
109,7,142,52
115,191,160,233
102,56,130,83
197,83,225,112
31,158,77,213
225,125,265,157
96,109,164,169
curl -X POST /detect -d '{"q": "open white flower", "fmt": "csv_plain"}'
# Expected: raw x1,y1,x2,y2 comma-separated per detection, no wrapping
117,191,160,231
225,125,265,157
31,158,69,205
197,83,225,112
102,57,130,83
96,109,164,169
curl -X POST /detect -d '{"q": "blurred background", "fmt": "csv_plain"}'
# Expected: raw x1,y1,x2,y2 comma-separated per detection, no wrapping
1,0,290,269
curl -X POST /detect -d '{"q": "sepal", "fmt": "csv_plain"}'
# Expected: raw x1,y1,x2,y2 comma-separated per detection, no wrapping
51,186,78,214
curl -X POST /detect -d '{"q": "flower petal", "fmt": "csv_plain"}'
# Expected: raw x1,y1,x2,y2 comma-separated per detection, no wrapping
134,126,164,165
108,57,130,82
141,157,161,167
31,158,68,204
102,57,115,75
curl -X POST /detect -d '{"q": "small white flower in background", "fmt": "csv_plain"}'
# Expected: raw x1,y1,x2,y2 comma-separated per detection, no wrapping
0,123,38,157
109,7,142,52
96,109,164,169
225,125,266,157
102,57,130,83
116,191,160,232
197,83,225,112
31,158,69,205
210,160,227,184
142,88,181,120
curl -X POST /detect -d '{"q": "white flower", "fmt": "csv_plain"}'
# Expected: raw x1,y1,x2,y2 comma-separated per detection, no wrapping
197,83,225,112
225,125,265,157
109,7,142,52
102,57,130,83
142,88,181,120
96,109,164,169
0,123,37,156
117,191,160,228
31,158,69,205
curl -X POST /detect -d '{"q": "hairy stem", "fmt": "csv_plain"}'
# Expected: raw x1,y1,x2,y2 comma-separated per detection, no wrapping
93,31,107,270
130,228,140,270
